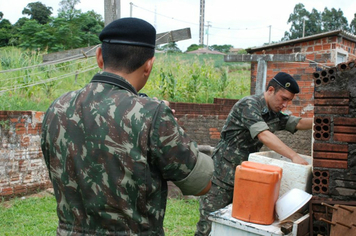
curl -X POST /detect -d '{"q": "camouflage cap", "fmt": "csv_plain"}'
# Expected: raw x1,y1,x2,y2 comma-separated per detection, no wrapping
272,72,299,94
99,17,156,48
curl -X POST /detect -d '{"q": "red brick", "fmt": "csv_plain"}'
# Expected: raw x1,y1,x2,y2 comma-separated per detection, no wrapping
314,106,349,114
313,143,348,152
313,152,348,160
313,159,347,169
334,117,356,126
334,133,356,143
334,126,356,134
314,90,349,98
314,99,349,106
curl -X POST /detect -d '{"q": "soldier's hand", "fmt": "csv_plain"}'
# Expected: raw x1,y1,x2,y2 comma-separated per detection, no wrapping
291,154,308,165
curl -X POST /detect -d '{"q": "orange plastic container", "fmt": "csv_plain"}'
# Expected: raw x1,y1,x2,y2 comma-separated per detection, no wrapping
232,161,283,225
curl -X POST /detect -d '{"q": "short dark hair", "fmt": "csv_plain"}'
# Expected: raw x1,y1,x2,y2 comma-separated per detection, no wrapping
101,42,155,73
266,79,283,93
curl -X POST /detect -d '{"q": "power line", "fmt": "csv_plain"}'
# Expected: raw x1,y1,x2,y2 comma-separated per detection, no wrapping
131,3,273,32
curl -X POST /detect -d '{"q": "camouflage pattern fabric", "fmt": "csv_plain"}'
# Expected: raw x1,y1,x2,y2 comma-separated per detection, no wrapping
41,72,208,236
195,94,301,236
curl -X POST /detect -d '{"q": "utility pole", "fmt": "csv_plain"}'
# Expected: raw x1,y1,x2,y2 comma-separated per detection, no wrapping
130,2,133,17
269,25,271,44
199,0,205,46
302,18,305,37
206,21,211,48
104,0,121,26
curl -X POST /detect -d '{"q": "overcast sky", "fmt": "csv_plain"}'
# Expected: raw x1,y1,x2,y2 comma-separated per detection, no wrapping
1,0,356,51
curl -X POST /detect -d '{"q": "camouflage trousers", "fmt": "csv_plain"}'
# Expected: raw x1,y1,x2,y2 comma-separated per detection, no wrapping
194,181,233,236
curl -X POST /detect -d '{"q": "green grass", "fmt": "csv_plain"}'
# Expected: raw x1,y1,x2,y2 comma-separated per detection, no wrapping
0,192,200,236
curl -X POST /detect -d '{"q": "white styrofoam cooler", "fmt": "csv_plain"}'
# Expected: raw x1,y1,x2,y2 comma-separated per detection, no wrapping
248,151,313,196
209,204,310,236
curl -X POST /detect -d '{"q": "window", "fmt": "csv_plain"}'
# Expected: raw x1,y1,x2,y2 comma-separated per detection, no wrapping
337,53,347,64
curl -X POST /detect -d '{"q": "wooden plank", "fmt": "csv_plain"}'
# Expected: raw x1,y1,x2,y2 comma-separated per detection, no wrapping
224,54,306,62
43,28,192,62
156,28,191,45
330,205,356,236
293,213,310,236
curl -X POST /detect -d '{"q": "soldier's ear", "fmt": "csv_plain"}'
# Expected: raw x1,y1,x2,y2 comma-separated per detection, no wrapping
96,47,104,69
143,57,155,77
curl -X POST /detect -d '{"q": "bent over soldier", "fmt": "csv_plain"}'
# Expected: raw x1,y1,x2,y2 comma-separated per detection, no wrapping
195,72,313,236
41,18,213,236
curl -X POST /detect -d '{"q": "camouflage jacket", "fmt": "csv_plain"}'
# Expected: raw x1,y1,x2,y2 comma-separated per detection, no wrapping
41,72,212,235
212,93,301,189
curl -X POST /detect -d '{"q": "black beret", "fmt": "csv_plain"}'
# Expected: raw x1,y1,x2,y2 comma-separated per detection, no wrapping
99,17,156,48
272,72,300,94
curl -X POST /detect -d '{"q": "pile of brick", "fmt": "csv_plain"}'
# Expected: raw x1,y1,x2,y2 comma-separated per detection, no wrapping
311,59,356,235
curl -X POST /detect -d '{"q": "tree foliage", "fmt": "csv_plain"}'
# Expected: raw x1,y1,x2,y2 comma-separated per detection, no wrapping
321,7,349,31
22,2,53,24
58,0,81,21
283,3,352,41
351,14,356,35
209,44,233,53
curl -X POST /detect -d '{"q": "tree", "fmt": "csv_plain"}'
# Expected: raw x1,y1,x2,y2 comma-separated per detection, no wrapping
76,10,104,46
0,12,3,20
186,44,204,52
0,19,12,46
22,1,53,24
321,7,349,31
58,0,81,21
161,42,182,53
209,44,233,53
350,14,356,35
282,3,311,40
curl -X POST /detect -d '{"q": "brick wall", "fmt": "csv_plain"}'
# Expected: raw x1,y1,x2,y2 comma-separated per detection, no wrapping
310,59,356,236
0,111,51,200
0,98,313,199
250,36,356,119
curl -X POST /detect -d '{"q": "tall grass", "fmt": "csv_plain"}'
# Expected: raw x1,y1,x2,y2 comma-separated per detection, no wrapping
0,47,251,111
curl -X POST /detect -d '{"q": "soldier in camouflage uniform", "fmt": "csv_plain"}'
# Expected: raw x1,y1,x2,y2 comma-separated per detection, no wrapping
41,17,213,236
195,72,313,236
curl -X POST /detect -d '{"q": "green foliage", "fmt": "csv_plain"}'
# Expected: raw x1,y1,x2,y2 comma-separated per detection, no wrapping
22,2,53,24
58,0,82,21
160,42,182,53
0,47,250,111
209,44,233,53
351,14,356,35
283,4,350,41
321,7,349,32
186,44,204,52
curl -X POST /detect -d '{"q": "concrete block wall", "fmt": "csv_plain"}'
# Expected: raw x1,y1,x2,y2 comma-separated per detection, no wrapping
0,111,51,200
250,36,356,119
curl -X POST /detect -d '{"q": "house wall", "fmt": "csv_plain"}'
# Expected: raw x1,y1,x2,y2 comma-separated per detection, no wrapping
250,36,356,119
